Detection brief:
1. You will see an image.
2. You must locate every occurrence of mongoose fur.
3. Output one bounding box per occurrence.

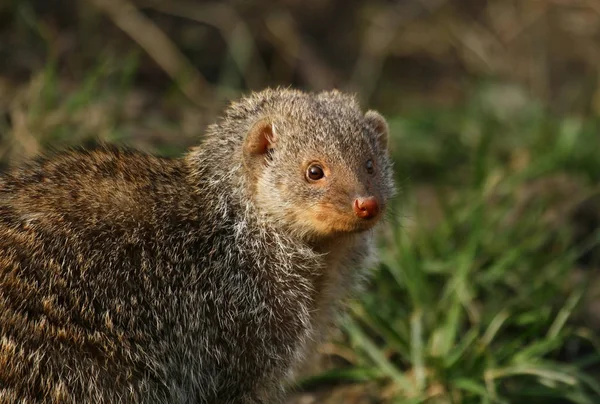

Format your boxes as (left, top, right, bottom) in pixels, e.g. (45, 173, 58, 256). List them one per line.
(0, 88, 395, 403)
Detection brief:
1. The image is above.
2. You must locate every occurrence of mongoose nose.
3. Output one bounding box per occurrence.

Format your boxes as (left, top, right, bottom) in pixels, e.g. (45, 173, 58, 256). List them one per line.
(353, 197, 380, 219)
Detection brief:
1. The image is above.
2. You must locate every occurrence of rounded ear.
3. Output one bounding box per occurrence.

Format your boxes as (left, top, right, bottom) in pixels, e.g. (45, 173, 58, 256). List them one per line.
(242, 118, 277, 174)
(364, 110, 389, 150)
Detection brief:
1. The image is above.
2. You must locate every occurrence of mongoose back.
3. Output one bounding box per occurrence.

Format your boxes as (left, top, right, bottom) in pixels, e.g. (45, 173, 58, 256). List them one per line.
(0, 89, 395, 403)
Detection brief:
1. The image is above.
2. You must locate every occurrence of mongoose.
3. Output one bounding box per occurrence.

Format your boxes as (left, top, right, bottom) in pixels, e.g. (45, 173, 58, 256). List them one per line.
(0, 88, 395, 403)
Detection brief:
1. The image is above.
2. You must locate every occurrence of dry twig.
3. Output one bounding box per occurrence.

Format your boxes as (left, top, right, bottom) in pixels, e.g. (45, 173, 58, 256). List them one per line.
(146, 1, 268, 91)
(88, 0, 212, 108)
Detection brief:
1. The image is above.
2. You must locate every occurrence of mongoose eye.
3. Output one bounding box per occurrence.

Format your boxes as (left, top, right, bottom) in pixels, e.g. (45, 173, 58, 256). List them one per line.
(366, 159, 374, 174)
(306, 165, 325, 181)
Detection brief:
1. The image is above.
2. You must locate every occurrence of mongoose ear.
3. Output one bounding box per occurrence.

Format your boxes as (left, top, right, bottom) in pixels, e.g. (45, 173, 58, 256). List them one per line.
(243, 118, 277, 172)
(364, 110, 389, 150)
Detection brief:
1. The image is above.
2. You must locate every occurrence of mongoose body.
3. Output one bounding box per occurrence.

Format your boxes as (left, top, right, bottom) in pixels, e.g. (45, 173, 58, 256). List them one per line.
(0, 89, 395, 403)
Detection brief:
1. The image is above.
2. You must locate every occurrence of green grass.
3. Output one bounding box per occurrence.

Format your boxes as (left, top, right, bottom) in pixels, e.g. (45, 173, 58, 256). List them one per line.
(297, 95, 600, 403)
(5, 2, 600, 403)
(4, 41, 600, 404)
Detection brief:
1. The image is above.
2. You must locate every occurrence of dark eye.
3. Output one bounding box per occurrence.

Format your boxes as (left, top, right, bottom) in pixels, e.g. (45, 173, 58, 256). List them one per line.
(366, 159, 374, 174)
(306, 165, 325, 181)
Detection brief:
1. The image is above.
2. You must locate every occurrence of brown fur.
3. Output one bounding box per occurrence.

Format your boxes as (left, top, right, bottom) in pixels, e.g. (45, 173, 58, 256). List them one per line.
(0, 89, 395, 403)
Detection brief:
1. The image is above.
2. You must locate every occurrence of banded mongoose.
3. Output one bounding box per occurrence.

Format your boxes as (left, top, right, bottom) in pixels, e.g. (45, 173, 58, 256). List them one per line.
(0, 88, 395, 403)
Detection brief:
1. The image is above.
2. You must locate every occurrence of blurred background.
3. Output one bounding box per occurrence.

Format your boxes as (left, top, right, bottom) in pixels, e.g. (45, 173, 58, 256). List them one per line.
(2, 0, 600, 402)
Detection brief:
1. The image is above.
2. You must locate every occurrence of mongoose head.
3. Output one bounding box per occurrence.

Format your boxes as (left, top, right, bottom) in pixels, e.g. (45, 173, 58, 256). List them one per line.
(238, 89, 395, 240)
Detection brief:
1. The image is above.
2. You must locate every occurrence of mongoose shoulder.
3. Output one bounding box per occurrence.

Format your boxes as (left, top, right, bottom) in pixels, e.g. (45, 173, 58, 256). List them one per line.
(0, 88, 395, 403)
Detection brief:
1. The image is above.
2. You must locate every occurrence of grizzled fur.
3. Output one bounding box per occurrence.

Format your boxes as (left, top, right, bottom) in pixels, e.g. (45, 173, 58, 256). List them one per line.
(0, 89, 395, 403)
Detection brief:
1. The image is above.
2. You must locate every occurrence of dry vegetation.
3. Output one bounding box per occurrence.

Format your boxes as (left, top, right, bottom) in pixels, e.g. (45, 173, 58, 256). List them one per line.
(2, 0, 600, 402)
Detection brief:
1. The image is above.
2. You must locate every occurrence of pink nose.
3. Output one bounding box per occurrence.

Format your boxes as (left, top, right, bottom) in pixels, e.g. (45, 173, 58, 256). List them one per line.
(353, 197, 380, 219)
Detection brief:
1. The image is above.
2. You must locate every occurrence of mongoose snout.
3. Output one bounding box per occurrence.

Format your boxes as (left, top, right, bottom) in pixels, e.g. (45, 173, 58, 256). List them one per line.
(353, 196, 380, 219)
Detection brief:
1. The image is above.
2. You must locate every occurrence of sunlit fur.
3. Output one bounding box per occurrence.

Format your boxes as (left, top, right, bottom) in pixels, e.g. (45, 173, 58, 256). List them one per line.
(246, 91, 395, 241)
(0, 88, 394, 403)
